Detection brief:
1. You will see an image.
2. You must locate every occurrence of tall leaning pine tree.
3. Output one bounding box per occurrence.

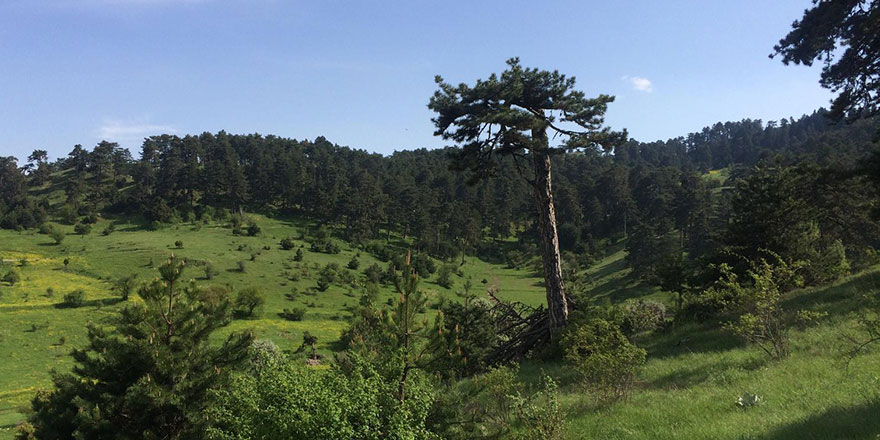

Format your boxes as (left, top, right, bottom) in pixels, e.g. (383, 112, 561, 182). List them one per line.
(429, 58, 626, 331)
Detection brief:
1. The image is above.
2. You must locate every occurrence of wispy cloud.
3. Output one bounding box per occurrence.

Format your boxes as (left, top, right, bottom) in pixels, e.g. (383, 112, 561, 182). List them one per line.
(623, 76, 653, 93)
(97, 118, 176, 146)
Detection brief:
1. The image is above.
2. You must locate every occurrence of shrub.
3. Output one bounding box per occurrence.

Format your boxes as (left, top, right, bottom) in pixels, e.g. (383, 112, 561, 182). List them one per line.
(246, 223, 261, 237)
(47, 227, 65, 245)
(563, 318, 646, 401)
(62, 289, 87, 308)
(204, 262, 216, 280)
(363, 263, 382, 284)
(347, 255, 360, 270)
(721, 257, 802, 360)
(236, 261, 247, 273)
(510, 376, 567, 440)
(280, 307, 306, 321)
(174, 240, 184, 249)
(294, 248, 304, 261)
(113, 274, 138, 301)
(3, 270, 21, 285)
(436, 264, 456, 289)
(622, 300, 667, 335)
(74, 223, 91, 235)
(235, 287, 266, 318)
(433, 300, 499, 377)
(38, 223, 53, 235)
(412, 253, 436, 277)
(316, 263, 338, 291)
(280, 237, 296, 250)
(102, 224, 116, 236)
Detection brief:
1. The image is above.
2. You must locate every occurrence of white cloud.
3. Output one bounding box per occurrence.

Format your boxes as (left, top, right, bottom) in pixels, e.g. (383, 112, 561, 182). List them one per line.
(623, 76, 653, 93)
(97, 118, 176, 146)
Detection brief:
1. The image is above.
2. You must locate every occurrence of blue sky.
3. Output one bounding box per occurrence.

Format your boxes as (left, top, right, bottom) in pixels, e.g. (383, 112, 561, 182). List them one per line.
(0, 0, 831, 160)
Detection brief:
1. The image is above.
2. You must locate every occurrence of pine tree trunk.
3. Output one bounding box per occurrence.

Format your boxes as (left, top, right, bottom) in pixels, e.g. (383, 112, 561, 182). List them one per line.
(531, 137, 569, 329)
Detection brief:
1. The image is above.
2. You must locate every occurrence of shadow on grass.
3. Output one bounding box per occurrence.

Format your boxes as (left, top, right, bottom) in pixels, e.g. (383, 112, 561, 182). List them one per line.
(639, 321, 742, 359)
(53, 297, 125, 309)
(782, 270, 880, 321)
(764, 399, 880, 440)
(644, 355, 767, 391)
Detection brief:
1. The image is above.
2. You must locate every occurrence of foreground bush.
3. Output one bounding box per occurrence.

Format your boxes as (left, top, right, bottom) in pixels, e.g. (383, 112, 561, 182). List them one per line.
(206, 353, 436, 440)
(25, 255, 252, 439)
(563, 318, 646, 401)
(61, 289, 86, 308)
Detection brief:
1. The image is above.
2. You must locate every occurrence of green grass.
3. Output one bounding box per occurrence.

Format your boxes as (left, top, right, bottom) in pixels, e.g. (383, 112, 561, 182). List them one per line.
(2, 217, 879, 438)
(520, 267, 880, 439)
(0, 215, 547, 436)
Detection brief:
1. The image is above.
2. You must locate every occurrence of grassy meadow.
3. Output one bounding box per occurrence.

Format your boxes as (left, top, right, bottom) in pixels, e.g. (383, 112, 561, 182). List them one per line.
(1, 215, 879, 439)
(0, 215, 548, 436)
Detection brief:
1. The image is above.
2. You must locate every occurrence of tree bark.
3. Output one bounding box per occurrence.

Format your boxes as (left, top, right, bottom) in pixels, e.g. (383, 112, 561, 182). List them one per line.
(531, 129, 569, 329)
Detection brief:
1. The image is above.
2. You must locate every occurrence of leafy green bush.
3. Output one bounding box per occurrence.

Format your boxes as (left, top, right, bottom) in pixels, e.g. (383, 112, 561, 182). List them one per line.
(234, 287, 265, 318)
(113, 274, 138, 301)
(3, 270, 21, 285)
(316, 263, 339, 291)
(510, 376, 567, 440)
(101, 224, 116, 236)
(347, 255, 360, 270)
(363, 263, 382, 284)
(721, 257, 802, 359)
(280, 237, 296, 250)
(280, 307, 306, 321)
(433, 300, 498, 377)
(436, 264, 456, 289)
(563, 318, 646, 401)
(246, 223, 261, 236)
(74, 222, 91, 235)
(622, 300, 667, 335)
(61, 289, 86, 308)
(174, 240, 183, 249)
(293, 248, 304, 261)
(205, 354, 436, 439)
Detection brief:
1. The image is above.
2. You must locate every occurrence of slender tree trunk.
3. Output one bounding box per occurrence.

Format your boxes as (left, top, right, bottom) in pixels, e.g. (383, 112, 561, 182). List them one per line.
(531, 128, 569, 329)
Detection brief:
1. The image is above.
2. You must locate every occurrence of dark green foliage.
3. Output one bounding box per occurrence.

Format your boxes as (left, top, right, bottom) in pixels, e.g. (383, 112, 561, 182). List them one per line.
(2, 269, 21, 285)
(293, 248, 304, 261)
(773, 0, 880, 126)
(101, 224, 115, 236)
(411, 253, 436, 278)
(347, 255, 360, 270)
(48, 227, 65, 245)
(363, 262, 382, 284)
(280, 307, 306, 321)
(621, 300, 667, 335)
(113, 274, 138, 301)
(73, 222, 91, 235)
(174, 240, 183, 248)
(625, 224, 677, 281)
(436, 263, 455, 289)
(61, 289, 86, 308)
(563, 318, 646, 401)
(234, 287, 265, 318)
(26, 255, 252, 439)
(316, 263, 339, 292)
(433, 300, 499, 377)
(716, 256, 804, 359)
(205, 352, 436, 440)
(280, 237, 296, 250)
(725, 163, 852, 286)
(246, 223, 260, 236)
